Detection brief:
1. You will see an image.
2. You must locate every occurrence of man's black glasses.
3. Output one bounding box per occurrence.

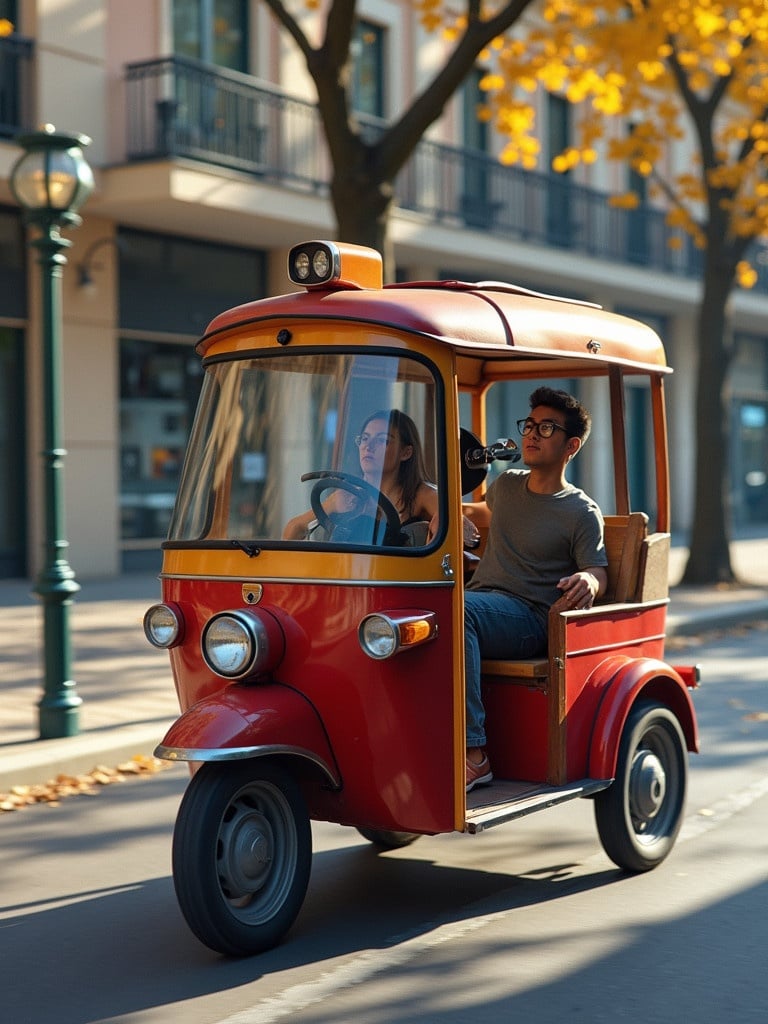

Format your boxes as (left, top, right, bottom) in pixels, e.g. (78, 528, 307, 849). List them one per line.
(517, 417, 569, 439)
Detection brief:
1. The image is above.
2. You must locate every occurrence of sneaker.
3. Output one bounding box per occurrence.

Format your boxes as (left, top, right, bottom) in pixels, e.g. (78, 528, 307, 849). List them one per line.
(466, 754, 493, 792)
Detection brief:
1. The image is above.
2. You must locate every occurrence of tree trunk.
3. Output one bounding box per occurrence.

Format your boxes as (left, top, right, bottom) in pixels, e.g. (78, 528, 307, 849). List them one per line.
(682, 250, 736, 584)
(330, 170, 394, 279)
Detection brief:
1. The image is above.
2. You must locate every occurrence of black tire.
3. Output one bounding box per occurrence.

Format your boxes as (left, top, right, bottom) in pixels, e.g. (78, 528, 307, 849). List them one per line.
(172, 760, 311, 956)
(594, 700, 687, 873)
(356, 827, 421, 850)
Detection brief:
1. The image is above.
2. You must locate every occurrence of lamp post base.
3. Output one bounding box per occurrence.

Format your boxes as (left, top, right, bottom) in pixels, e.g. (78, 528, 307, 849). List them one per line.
(38, 693, 83, 740)
(35, 567, 82, 739)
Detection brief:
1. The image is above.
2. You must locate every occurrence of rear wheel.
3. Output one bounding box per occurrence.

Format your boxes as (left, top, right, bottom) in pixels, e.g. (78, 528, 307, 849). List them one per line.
(594, 701, 687, 872)
(356, 827, 421, 850)
(172, 761, 311, 956)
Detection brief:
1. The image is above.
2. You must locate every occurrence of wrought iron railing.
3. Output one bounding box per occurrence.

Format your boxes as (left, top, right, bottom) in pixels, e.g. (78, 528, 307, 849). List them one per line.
(0, 34, 34, 138)
(126, 55, 330, 190)
(125, 56, 768, 290)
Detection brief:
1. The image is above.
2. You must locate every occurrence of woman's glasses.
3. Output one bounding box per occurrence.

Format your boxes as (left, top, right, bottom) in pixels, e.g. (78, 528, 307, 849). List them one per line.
(354, 432, 392, 450)
(517, 417, 569, 439)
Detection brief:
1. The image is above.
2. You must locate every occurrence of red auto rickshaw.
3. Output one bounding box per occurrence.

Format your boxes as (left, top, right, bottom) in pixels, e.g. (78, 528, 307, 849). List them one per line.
(144, 240, 699, 956)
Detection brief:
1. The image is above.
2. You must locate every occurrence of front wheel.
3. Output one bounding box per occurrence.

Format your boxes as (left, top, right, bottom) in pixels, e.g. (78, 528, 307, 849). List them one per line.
(594, 701, 687, 873)
(172, 761, 311, 956)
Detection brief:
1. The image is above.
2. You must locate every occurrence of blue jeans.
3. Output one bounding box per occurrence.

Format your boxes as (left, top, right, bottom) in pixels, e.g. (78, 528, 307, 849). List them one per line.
(464, 589, 547, 748)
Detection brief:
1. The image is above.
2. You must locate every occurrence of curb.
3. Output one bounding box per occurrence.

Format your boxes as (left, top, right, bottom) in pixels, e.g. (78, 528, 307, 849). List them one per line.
(0, 722, 172, 793)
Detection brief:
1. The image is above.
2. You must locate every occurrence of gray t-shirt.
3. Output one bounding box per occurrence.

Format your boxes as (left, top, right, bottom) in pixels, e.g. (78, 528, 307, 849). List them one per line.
(467, 469, 607, 625)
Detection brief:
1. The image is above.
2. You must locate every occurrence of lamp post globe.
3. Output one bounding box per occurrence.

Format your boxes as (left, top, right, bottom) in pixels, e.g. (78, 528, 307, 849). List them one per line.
(11, 125, 94, 739)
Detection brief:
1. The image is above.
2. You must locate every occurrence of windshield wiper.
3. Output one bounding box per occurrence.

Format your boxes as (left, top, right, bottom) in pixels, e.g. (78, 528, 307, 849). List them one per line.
(231, 540, 261, 557)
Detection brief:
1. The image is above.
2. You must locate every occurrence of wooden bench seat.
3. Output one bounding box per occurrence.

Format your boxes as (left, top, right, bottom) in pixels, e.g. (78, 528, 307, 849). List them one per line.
(480, 658, 548, 678)
(479, 512, 667, 682)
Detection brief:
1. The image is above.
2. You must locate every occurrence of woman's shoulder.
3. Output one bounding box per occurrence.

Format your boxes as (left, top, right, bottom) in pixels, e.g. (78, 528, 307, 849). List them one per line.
(415, 480, 439, 514)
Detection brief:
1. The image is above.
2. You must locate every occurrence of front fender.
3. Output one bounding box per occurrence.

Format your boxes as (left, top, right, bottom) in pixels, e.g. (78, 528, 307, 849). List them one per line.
(588, 657, 699, 780)
(155, 682, 340, 788)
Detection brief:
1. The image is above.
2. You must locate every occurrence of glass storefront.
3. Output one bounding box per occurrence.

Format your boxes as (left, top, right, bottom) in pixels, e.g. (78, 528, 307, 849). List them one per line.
(118, 229, 266, 570)
(119, 338, 202, 561)
(731, 332, 768, 526)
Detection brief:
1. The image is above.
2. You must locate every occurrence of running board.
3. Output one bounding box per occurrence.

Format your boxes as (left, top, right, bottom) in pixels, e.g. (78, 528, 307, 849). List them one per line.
(465, 778, 612, 834)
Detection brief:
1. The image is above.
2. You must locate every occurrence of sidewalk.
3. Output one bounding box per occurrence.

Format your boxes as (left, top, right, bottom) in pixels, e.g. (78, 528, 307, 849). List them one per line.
(2, 535, 767, 791)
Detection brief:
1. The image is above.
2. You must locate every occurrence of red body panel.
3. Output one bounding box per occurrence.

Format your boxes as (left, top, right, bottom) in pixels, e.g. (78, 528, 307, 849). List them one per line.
(562, 604, 669, 779)
(162, 576, 458, 835)
(481, 682, 548, 782)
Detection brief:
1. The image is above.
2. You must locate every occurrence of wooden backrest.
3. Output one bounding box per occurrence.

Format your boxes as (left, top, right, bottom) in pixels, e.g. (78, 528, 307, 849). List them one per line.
(601, 512, 649, 604)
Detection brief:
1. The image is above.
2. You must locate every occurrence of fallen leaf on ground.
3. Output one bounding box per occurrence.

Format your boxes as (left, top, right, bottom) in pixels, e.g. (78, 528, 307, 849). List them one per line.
(0, 755, 170, 814)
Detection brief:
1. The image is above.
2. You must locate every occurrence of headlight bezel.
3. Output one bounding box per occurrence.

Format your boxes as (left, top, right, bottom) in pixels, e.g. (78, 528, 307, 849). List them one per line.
(201, 608, 284, 680)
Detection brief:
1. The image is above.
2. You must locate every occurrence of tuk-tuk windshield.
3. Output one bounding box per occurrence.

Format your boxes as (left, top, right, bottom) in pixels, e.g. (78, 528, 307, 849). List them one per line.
(167, 350, 442, 548)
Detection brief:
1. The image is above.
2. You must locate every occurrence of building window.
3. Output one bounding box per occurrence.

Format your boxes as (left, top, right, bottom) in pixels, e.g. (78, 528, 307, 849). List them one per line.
(0, 207, 26, 316)
(547, 94, 572, 247)
(173, 0, 248, 72)
(0, 327, 25, 577)
(461, 68, 498, 228)
(350, 20, 385, 118)
(119, 229, 266, 337)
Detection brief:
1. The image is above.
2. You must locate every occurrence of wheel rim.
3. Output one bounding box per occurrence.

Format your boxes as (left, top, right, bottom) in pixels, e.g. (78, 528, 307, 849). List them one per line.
(627, 727, 679, 844)
(216, 780, 298, 924)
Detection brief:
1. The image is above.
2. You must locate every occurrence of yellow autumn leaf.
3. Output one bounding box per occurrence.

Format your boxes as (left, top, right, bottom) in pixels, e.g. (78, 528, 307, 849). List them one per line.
(736, 261, 758, 288)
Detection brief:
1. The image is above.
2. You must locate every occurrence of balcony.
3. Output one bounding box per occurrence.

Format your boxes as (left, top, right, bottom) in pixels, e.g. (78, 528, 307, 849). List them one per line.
(0, 33, 34, 138)
(124, 56, 765, 290)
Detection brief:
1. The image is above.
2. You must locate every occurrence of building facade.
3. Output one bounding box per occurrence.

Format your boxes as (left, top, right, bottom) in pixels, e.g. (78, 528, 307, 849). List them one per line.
(1, 0, 767, 580)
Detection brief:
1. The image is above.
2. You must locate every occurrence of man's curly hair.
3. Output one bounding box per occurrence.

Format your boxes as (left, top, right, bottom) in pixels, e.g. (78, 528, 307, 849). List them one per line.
(529, 386, 591, 442)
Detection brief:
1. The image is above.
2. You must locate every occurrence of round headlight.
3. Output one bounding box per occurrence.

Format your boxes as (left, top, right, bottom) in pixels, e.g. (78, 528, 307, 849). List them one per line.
(202, 613, 254, 677)
(359, 615, 398, 660)
(201, 609, 285, 680)
(144, 603, 182, 649)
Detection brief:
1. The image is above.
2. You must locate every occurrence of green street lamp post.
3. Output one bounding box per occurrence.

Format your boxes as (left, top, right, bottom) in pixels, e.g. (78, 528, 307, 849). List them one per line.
(10, 125, 94, 739)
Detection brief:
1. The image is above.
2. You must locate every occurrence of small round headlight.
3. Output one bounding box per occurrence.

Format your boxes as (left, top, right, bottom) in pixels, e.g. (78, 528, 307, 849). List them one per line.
(359, 610, 437, 660)
(144, 603, 182, 649)
(359, 615, 398, 660)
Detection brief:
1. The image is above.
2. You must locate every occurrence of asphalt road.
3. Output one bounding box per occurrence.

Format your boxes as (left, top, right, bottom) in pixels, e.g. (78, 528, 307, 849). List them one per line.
(1, 623, 766, 1024)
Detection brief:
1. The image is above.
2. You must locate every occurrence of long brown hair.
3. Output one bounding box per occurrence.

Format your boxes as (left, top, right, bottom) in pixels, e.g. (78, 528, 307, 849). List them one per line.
(360, 409, 431, 518)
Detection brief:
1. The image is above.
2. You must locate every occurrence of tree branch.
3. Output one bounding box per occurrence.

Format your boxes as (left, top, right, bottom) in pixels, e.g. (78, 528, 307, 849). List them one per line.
(377, 0, 538, 179)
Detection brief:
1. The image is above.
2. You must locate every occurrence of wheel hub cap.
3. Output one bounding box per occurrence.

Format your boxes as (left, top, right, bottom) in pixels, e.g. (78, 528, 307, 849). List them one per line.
(629, 749, 666, 820)
(239, 823, 272, 878)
